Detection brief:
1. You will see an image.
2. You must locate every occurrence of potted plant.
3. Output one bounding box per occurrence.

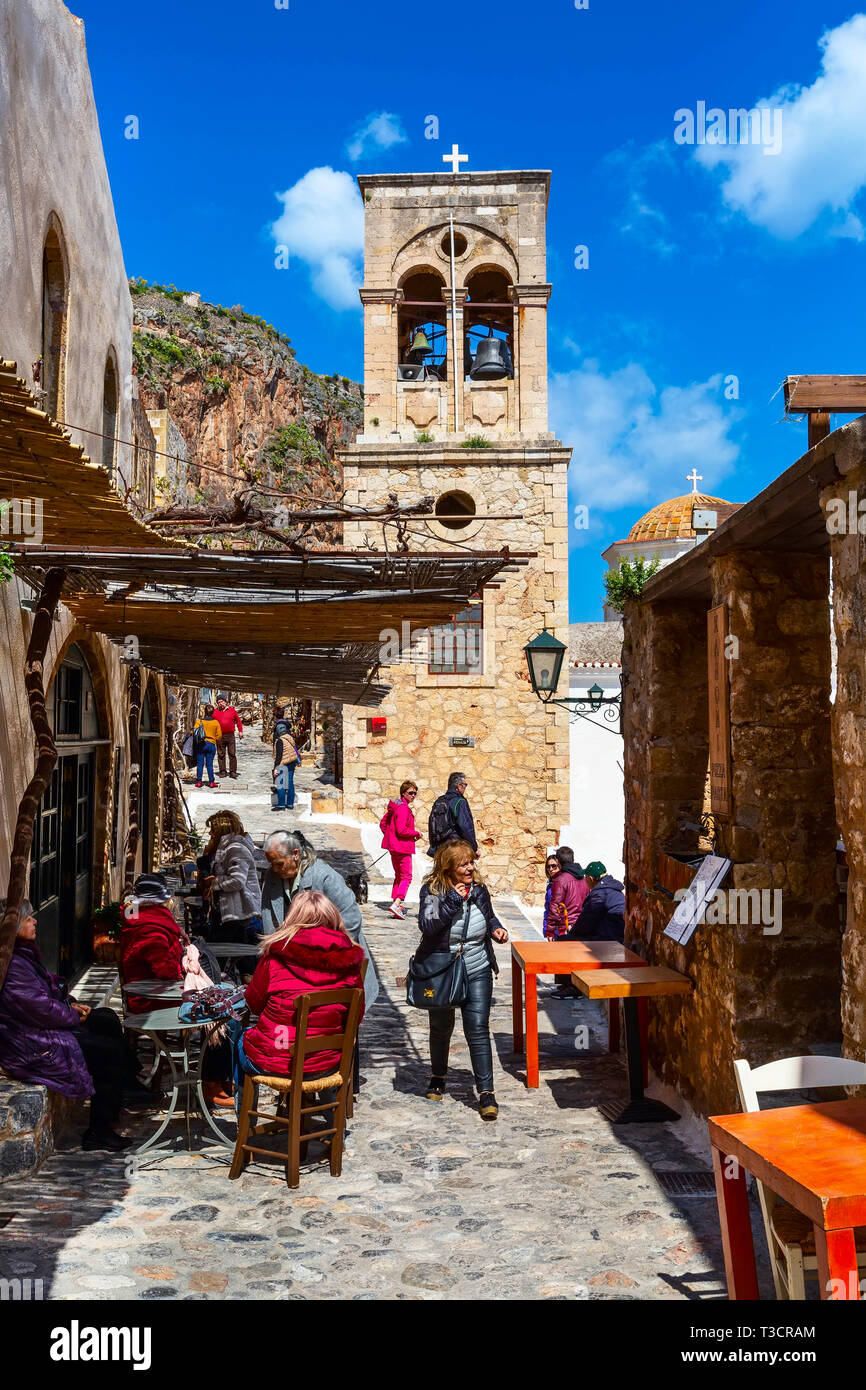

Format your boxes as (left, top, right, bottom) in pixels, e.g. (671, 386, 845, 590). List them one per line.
(91, 901, 124, 964)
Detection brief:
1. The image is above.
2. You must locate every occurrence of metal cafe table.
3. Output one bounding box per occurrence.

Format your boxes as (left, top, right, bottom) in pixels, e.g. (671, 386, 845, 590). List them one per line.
(122, 1001, 239, 1161)
(511, 939, 650, 1089)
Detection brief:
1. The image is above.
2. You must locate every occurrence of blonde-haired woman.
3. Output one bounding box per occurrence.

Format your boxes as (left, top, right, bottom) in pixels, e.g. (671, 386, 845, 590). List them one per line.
(235, 890, 365, 1089)
(417, 839, 508, 1120)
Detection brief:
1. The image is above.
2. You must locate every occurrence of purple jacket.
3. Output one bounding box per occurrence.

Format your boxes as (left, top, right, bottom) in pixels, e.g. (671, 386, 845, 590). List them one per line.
(0, 939, 93, 1098)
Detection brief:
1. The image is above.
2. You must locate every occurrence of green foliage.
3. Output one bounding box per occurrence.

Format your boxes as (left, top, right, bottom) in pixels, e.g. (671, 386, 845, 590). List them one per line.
(0, 545, 13, 584)
(132, 330, 196, 372)
(415, 431, 434, 443)
(203, 373, 230, 396)
(92, 901, 123, 938)
(461, 434, 493, 450)
(129, 276, 148, 296)
(371, 417, 380, 427)
(263, 421, 327, 477)
(602, 554, 661, 612)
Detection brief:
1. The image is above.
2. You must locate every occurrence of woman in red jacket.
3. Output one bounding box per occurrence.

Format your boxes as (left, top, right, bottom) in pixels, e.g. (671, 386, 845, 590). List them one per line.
(380, 780, 421, 921)
(237, 890, 364, 1087)
(118, 873, 185, 1014)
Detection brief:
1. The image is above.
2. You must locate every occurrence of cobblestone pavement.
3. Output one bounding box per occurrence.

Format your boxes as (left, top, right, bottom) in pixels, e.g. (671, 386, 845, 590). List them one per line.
(0, 732, 772, 1300)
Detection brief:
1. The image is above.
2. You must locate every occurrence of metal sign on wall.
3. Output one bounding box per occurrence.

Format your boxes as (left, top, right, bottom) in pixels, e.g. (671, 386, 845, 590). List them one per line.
(708, 603, 732, 818)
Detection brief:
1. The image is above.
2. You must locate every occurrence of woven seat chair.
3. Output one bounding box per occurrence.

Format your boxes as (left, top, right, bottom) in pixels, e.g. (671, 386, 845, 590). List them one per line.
(229, 987, 363, 1189)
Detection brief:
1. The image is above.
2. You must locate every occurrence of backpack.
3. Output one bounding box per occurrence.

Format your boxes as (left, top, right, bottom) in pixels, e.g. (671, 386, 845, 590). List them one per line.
(428, 794, 460, 850)
(192, 722, 207, 752)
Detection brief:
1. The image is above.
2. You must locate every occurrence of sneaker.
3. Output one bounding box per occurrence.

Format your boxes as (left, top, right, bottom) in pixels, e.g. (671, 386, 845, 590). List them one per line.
(551, 987, 580, 1000)
(208, 782, 219, 789)
(478, 1092, 499, 1121)
(425, 1076, 446, 1100)
(195, 781, 203, 788)
(82, 1128, 132, 1152)
(388, 904, 405, 919)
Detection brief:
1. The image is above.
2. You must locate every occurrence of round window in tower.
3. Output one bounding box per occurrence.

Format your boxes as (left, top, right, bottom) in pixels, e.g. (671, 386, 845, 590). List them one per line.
(435, 490, 476, 530)
(441, 230, 468, 258)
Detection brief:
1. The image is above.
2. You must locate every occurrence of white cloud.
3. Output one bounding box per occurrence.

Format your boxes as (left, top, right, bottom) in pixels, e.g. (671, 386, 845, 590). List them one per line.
(550, 362, 740, 513)
(347, 111, 408, 163)
(694, 14, 866, 238)
(271, 167, 364, 311)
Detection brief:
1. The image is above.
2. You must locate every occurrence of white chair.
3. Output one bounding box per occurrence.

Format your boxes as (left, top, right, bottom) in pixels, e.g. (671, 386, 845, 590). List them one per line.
(734, 1055, 866, 1300)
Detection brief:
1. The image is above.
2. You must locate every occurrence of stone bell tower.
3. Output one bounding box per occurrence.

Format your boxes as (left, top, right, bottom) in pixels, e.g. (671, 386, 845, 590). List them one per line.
(339, 165, 572, 902)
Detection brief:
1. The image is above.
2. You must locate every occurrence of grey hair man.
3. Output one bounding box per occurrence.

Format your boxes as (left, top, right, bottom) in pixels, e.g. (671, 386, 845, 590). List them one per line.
(261, 831, 379, 1009)
(427, 771, 477, 857)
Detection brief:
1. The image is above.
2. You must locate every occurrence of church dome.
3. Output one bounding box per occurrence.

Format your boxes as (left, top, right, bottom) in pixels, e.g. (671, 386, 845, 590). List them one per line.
(627, 492, 731, 544)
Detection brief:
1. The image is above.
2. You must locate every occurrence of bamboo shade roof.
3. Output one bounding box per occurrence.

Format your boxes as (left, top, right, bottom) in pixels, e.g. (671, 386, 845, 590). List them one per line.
(0, 362, 527, 705)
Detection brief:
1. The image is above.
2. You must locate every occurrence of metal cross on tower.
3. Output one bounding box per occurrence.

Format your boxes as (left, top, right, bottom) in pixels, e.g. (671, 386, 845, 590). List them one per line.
(687, 468, 703, 493)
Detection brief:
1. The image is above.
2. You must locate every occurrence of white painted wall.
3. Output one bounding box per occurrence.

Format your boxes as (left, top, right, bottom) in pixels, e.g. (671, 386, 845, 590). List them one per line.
(563, 668, 625, 879)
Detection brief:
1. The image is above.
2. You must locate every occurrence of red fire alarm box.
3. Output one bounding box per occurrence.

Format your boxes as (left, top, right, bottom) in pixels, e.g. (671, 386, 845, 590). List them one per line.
(370, 716, 387, 736)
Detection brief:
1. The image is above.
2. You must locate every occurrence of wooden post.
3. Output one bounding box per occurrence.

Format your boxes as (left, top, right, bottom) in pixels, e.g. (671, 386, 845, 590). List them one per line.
(123, 663, 142, 890)
(0, 568, 66, 989)
(808, 412, 832, 450)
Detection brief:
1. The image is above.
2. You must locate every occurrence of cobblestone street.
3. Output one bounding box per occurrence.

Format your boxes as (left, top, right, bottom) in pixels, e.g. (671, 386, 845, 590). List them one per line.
(0, 734, 770, 1301)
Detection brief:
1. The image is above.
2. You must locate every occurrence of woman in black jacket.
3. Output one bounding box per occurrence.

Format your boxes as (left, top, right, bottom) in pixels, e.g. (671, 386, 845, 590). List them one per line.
(417, 839, 508, 1120)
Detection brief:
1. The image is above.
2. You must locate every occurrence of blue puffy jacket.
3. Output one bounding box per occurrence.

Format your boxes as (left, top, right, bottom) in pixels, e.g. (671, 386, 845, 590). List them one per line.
(567, 875, 626, 943)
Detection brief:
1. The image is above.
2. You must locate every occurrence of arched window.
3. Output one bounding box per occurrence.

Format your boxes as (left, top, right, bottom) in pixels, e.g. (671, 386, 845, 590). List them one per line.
(102, 351, 118, 473)
(397, 270, 448, 382)
(464, 267, 514, 381)
(41, 219, 68, 418)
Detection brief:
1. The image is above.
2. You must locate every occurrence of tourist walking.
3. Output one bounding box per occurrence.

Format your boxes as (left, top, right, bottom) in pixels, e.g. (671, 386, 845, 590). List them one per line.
(542, 853, 561, 937)
(232, 890, 365, 1098)
(567, 861, 626, 943)
(417, 839, 508, 1120)
(193, 704, 222, 788)
(0, 897, 140, 1151)
(202, 811, 263, 944)
(214, 695, 243, 779)
(380, 780, 421, 919)
(261, 831, 379, 1010)
(427, 770, 477, 857)
(272, 725, 300, 810)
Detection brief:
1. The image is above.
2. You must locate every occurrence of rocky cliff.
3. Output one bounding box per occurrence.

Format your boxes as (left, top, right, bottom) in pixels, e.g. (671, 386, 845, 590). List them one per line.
(130, 280, 362, 507)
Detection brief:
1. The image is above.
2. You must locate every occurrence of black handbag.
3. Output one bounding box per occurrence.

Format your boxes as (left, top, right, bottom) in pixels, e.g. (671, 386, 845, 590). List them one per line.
(406, 899, 470, 1009)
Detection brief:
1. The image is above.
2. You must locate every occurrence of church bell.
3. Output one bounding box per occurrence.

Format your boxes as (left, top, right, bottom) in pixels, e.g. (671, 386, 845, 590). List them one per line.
(470, 333, 513, 380)
(409, 328, 433, 357)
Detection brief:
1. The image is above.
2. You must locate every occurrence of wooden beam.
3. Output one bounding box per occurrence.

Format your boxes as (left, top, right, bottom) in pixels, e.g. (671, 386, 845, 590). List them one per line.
(124, 665, 142, 891)
(784, 375, 866, 413)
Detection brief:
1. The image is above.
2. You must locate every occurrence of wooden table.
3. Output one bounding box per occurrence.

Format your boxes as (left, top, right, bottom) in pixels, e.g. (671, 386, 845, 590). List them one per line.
(709, 1099, 866, 1300)
(571, 965, 691, 1124)
(511, 940, 648, 1089)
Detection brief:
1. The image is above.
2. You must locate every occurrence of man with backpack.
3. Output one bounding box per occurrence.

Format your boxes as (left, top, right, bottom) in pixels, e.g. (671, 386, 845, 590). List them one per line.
(427, 771, 477, 857)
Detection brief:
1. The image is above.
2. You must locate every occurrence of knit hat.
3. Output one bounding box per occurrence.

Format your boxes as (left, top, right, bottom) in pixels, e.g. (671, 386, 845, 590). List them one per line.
(584, 861, 607, 880)
(131, 872, 171, 903)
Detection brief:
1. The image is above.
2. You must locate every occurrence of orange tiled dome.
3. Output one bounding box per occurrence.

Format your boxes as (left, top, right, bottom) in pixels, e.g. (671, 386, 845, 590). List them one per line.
(627, 493, 731, 543)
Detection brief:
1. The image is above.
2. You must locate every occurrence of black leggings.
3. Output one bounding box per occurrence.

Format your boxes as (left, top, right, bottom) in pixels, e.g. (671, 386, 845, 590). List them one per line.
(429, 969, 494, 1093)
(75, 1007, 137, 1131)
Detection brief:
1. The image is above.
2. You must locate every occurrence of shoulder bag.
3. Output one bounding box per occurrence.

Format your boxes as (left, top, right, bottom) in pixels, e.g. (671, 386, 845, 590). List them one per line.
(406, 895, 470, 1009)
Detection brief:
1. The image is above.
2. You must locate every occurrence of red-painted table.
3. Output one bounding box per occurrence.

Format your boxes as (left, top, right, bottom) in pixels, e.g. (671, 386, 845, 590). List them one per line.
(709, 1099, 866, 1300)
(510, 939, 648, 1089)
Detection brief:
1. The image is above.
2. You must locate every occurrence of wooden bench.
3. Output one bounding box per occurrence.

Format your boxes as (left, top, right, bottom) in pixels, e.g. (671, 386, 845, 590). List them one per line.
(571, 964, 692, 1123)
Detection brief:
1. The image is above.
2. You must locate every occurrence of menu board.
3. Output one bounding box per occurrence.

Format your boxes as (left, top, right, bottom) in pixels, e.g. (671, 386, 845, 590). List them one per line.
(664, 854, 732, 946)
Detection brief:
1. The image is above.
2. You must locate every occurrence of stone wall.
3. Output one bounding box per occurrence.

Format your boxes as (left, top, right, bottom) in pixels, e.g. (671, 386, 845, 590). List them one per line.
(0, 1077, 75, 1183)
(340, 443, 570, 902)
(824, 445, 866, 1063)
(623, 548, 841, 1118)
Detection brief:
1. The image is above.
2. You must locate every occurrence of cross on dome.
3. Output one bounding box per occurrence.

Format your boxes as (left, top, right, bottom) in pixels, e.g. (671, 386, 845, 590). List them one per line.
(443, 144, 468, 175)
(687, 468, 703, 494)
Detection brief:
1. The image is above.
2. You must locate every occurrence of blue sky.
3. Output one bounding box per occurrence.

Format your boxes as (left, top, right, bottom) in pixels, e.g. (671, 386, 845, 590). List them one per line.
(76, 0, 866, 619)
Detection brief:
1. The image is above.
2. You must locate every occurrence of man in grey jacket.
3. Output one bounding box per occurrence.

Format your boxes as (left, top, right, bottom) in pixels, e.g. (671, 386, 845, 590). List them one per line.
(261, 831, 379, 1009)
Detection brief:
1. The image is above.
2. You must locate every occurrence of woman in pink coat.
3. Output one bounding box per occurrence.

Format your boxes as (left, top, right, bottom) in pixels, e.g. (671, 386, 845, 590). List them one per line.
(380, 780, 421, 920)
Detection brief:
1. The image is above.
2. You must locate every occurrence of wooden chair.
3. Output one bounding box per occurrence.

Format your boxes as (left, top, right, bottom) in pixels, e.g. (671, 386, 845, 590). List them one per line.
(229, 987, 363, 1189)
(346, 957, 369, 1121)
(734, 1054, 866, 1299)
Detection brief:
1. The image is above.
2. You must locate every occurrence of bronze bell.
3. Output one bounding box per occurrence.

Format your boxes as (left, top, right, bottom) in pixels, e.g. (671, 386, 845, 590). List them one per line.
(409, 328, 433, 357)
(470, 334, 513, 380)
